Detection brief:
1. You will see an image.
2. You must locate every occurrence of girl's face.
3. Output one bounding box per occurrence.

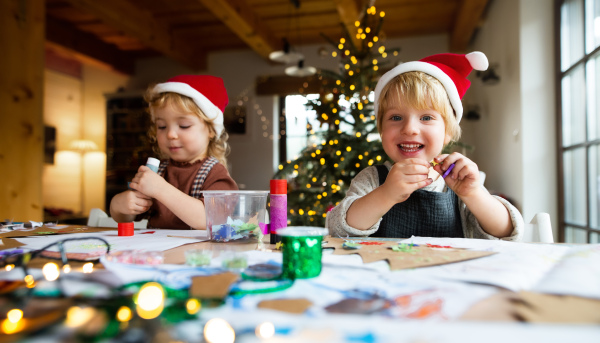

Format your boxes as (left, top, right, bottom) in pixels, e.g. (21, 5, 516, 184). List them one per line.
(380, 97, 451, 164)
(154, 103, 212, 163)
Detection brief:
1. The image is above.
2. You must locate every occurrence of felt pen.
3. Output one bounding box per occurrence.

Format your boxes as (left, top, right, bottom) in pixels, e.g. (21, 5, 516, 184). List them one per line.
(442, 163, 455, 179)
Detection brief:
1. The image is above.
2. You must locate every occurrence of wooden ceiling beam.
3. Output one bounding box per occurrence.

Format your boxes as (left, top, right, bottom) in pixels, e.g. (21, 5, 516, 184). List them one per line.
(64, 0, 204, 69)
(196, 0, 279, 60)
(333, 0, 361, 47)
(45, 16, 135, 75)
(450, 0, 489, 52)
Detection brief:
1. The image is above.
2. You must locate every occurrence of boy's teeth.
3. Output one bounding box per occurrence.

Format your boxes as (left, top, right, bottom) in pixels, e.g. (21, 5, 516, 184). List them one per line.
(399, 144, 422, 152)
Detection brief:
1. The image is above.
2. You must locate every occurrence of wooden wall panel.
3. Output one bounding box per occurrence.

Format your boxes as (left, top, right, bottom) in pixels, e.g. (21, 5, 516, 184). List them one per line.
(0, 0, 45, 221)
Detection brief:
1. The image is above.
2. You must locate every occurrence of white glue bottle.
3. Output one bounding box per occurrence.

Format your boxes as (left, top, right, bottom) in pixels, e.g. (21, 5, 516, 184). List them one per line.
(146, 157, 160, 173)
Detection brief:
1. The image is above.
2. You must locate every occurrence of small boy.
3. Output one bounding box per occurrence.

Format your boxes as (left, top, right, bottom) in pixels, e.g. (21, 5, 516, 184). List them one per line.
(326, 52, 523, 240)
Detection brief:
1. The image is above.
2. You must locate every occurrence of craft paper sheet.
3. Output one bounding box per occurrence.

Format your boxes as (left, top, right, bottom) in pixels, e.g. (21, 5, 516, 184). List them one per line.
(396, 237, 579, 292)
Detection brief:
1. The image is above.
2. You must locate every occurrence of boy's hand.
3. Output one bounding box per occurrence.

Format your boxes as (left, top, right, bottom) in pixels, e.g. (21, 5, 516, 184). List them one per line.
(432, 153, 482, 198)
(111, 190, 153, 216)
(129, 165, 168, 198)
(381, 158, 432, 204)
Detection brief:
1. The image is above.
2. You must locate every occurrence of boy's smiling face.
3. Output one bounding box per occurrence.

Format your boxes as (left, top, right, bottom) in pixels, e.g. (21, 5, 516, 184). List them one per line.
(380, 95, 452, 164)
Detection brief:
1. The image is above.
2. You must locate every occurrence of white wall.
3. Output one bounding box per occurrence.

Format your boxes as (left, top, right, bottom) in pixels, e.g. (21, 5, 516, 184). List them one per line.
(43, 65, 128, 215)
(519, 0, 557, 231)
(81, 65, 129, 213)
(468, 0, 523, 208)
(469, 0, 557, 233)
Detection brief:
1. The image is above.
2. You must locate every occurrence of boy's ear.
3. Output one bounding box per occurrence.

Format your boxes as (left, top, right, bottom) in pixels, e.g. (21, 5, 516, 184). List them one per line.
(443, 132, 452, 145)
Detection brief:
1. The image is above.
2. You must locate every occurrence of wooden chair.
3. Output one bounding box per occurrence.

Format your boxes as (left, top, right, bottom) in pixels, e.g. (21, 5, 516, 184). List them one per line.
(87, 208, 148, 229)
(522, 212, 554, 243)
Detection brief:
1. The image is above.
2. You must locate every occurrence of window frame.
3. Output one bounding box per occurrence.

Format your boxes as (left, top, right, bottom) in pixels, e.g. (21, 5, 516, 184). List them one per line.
(556, 0, 600, 243)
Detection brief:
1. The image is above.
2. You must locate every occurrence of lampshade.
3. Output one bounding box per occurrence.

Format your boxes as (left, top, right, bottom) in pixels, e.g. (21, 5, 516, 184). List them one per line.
(285, 60, 316, 77)
(69, 139, 98, 153)
(269, 39, 304, 64)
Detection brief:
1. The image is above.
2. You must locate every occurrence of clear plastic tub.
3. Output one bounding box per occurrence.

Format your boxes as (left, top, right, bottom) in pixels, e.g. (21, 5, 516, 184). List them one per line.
(202, 190, 269, 242)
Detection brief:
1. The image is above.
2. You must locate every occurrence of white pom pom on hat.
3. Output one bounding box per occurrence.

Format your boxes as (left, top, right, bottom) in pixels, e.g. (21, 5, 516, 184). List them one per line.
(373, 51, 489, 123)
(151, 75, 229, 136)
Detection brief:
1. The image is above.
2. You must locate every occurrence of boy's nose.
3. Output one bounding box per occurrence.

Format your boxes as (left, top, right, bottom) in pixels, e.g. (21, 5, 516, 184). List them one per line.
(402, 118, 419, 135)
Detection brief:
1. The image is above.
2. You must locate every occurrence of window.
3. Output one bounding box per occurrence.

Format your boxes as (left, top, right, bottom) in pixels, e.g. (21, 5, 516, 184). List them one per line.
(282, 94, 322, 162)
(558, 0, 600, 243)
(279, 94, 354, 163)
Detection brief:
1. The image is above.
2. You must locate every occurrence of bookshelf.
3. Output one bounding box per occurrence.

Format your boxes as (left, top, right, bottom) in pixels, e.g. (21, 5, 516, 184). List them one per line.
(105, 92, 153, 211)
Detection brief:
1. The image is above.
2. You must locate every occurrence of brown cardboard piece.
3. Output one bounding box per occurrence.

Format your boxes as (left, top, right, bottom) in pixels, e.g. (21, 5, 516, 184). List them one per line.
(0, 237, 25, 250)
(323, 237, 495, 270)
(514, 291, 600, 323)
(189, 272, 240, 299)
(258, 298, 313, 314)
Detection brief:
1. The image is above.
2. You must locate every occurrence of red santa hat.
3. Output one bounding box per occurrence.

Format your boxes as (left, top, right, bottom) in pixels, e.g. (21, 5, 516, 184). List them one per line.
(152, 75, 229, 136)
(373, 51, 488, 123)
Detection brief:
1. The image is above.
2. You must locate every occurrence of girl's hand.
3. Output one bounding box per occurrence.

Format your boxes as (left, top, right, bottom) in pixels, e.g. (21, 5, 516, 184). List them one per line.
(129, 165, 168, 199)
(381, 158, 432, 204)
(111, 189, 153, 216)
(432, 153, 481, 198)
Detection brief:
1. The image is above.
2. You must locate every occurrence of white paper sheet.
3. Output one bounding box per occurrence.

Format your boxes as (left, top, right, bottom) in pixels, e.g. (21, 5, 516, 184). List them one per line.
(395, 237, 570, 291)
(196, 307, 600, 343)
(531, 244, 600, 299)
(12, 230, 206, 255)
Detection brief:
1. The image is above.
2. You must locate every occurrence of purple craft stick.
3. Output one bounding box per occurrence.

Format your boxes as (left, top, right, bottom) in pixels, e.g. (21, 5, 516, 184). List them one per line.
(442, 163, 455, 179)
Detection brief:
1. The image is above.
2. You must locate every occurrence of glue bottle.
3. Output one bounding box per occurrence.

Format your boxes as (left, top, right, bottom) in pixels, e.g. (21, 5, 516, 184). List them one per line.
(269, 179, 287, 244)
(129, 157, 160, 190)
(146, 157, 160, 173)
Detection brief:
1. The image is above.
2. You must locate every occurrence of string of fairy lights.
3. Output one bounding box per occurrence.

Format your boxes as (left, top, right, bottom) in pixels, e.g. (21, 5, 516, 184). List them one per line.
(1, 244, 276, 342)
(232, 85, 272, 140)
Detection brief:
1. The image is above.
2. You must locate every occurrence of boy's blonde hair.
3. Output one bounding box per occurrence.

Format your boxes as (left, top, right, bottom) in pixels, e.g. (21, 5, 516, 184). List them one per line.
(376, 71, 461, 143)
(144, 90, 230, 169)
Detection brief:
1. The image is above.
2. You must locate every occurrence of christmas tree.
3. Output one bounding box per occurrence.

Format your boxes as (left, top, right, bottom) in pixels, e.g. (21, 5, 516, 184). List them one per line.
(275, 5, 400, 226)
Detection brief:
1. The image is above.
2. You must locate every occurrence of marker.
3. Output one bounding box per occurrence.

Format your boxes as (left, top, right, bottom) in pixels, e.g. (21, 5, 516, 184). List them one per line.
(442, 163, 455, 178)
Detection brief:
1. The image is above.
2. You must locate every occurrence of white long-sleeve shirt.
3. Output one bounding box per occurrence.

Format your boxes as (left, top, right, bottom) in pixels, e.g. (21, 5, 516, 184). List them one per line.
(326, 161, 524, 241)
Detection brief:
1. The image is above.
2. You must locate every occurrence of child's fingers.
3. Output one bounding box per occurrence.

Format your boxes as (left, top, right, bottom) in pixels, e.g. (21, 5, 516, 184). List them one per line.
(454, 162, 478, 181)
(432, 154, 449, 165)
(395, 160, 430, 175)
(404, 174, 431, 184)
(416, 178, 433, 189)
(404, 158, 432, 168)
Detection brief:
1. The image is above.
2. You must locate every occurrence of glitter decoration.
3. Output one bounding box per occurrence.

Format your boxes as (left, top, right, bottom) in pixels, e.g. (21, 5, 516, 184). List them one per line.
(185, 249, 212, 267)
(221, 252, 248, 271)
(278, 227, 328, 279)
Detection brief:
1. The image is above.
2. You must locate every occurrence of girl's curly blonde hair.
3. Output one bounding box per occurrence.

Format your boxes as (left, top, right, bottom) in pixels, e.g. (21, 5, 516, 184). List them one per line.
(376, 71, 461, 143)
(144, 89, 230, 169)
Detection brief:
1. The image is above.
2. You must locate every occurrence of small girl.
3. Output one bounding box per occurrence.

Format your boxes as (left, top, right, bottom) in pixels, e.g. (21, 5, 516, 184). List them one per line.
(110, 75, 238, 230)
(326, 52, 523, 240)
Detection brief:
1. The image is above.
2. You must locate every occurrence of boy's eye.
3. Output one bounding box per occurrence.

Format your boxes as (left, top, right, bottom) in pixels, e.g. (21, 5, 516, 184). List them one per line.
(421, 115, 432, 121)
(390, 115, 401, 121)
(180, 125, 191, 129)
(157, 126, 166, 130)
